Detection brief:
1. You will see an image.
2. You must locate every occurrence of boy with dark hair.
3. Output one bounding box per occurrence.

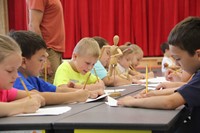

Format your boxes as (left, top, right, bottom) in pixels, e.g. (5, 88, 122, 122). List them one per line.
(118, 16, 200, 132)
(160, 42, 177, 74)
(9, 30, 102, 105)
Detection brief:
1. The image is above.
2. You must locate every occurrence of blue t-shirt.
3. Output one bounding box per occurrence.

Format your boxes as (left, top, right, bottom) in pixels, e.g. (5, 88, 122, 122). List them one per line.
(14, 72, 56, 92)
(177, 70, 200, 132)
(91, 60, 107, 80)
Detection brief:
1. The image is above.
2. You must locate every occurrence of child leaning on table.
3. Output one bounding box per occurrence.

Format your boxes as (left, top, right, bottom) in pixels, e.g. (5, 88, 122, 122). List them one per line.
(118, 16, 200, 133)
(127, 43, 154, 80)
(0, 34, 45, 117)
(91, 36, 132, 86)
(10, 30, 101, 105)
(54, 37, 105, 91)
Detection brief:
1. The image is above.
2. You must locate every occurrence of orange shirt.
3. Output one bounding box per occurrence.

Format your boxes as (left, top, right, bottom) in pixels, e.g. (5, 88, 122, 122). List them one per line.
(27, 0, 65, 52)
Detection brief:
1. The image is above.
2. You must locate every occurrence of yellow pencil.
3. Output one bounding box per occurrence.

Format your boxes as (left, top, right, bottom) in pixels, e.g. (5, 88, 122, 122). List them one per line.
(93, 68, 99, 82)
(44, 61, 47, 82)
(129, 65, 135, 71)
(83, 73, 91, 90)
(19, 77, 31, 99)
(145, 65, 148, 94)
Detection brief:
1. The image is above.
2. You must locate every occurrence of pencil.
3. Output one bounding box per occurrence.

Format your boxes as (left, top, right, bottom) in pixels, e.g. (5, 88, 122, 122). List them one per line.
(93, 68, 99, 82)
(19, 77, 31, 99)
(145, 65, 148, 94)
(129, 65, 135, 71)
(44, 61, 47, 82)
(83, 73, 91, 90)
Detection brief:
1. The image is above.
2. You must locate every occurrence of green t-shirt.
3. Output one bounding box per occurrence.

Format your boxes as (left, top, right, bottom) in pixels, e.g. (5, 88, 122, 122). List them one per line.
(54, 61, 97, 86)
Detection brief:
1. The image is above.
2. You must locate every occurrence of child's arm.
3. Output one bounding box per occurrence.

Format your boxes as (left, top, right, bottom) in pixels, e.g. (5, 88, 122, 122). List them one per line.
(56, 84, 78, 92)
(36, 90, 90, 105)
(0, 94, 43, 117)
(118, 92, 185, 109)
(155, 82, 186, 90)
(134, 88, 178, 98)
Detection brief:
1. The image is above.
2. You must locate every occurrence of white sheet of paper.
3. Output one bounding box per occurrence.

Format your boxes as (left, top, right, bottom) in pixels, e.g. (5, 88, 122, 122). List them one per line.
(86, 93, 108, 102)
(105, 96, 118, 107)
(15, 106, 71, 116)
(140, 77, 167, 84)
(104, 89, 125, 95)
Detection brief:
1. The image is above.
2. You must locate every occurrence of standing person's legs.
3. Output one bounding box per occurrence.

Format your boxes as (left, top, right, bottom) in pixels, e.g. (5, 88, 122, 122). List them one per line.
(42, 48, 62, 84)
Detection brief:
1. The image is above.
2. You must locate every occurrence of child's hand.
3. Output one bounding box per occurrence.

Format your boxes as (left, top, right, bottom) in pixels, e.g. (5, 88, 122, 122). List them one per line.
(117, 96, 135, 106)
(75, 89, 90, 102)
(133, 89, 155, 98)
(132, 79, 142, 84)
(133, 74, 145, 80)
(67, 81, 75, 88)
(156, 82, 175, 90)
(89, 89, 105, 99)
(165, 69, 182, 82)
(156, 82, 167, 90)
(22, 94, 45, 113)
(156, 82, 185, 90)
(148, 71, 154, 78)
(30, 94, 46, 106)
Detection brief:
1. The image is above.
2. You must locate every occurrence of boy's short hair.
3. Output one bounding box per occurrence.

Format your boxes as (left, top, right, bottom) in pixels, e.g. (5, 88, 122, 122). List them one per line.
(168, 16, 200, 56)
(93, 36, 109, 49)
(160, 42, 169, 54)
(0, 35, 21, 63)
(73, 37, 100, 58)
(9, 30, 47, 59)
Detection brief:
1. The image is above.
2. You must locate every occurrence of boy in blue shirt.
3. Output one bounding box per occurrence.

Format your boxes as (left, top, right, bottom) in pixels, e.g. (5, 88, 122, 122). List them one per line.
(9, 30, 103, 105)
(118, 16, 200, 132)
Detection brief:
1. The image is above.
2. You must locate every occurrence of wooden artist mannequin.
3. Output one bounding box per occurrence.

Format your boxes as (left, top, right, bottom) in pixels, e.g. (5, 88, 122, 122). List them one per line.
(108, 35, 123, 97)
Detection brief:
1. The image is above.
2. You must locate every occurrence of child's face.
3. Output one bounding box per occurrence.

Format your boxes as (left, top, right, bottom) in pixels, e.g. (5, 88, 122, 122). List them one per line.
(73, 54, 98, 75)
(23, 49, 46, 77)
(131, 53, 143, 67)
(118, 53, 133, 69)
(0, 53, 22, 89)
(170, 45, 200, 74)
(100, 47, 110, 67)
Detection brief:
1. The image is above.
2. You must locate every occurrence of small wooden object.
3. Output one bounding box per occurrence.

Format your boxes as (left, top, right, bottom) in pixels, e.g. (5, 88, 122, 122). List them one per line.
(109, 35, 122, 97)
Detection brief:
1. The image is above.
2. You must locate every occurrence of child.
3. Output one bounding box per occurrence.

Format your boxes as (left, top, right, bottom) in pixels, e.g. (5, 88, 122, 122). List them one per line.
(160, 42, 178, 74)
(9, 30, 101, 105)
(116, 45, 134, 79)
(118, 16, 200, 132)
(54, 37, 105, 91)
(127, 43, 154, 79)
(0, 34, 45, 117)
(92, 36, 132, 86)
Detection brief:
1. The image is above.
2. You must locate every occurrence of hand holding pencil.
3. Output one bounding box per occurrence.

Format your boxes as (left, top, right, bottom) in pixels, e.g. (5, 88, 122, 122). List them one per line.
(22, 94, 45, 113)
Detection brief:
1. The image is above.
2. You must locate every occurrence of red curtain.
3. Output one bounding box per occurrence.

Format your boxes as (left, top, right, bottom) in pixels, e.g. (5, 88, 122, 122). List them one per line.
(8, 0, 200, 58)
